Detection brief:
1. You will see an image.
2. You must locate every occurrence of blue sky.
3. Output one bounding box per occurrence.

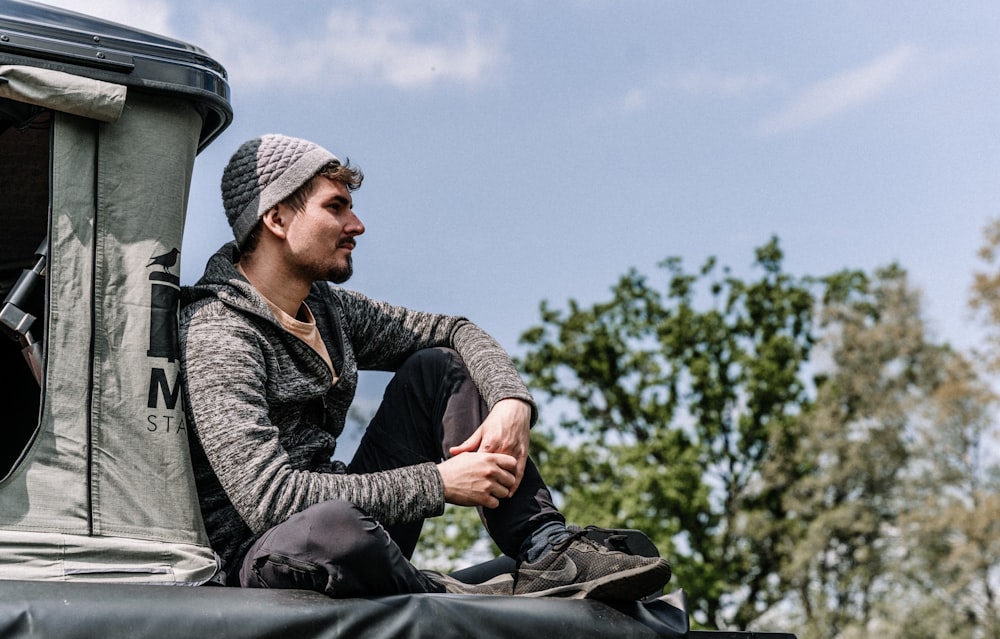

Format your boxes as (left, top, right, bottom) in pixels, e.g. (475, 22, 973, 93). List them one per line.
(47, 1, 1000, 412)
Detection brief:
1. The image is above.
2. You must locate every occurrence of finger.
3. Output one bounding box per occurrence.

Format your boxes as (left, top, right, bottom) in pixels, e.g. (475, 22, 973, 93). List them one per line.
(478, 428, 504, 454)
(476, 428, 496, 452)
(490, 482, 511, 499)
(490, 453, 518, 473)
(493, 467, 516, 489)
(448, 429, 483, 456)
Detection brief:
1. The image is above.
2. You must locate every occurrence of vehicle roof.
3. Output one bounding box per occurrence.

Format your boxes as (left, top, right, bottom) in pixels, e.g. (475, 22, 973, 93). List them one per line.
(0, 0, 232, 150)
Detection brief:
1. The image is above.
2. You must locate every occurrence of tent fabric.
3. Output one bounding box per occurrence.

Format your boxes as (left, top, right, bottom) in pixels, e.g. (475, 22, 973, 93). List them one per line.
(0, 89, 219, 584)
(0, 64, 126, 122)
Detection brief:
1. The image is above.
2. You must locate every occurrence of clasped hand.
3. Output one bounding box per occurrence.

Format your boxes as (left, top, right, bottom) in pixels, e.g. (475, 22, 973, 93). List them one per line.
(437, 398, 532, 509)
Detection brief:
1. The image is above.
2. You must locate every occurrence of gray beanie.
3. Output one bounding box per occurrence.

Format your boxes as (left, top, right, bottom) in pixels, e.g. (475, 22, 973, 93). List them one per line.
(221, 134, 340, 245)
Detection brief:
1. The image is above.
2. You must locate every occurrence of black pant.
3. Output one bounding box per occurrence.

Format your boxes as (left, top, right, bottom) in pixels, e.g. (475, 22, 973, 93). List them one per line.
(234, 347, 563, 597)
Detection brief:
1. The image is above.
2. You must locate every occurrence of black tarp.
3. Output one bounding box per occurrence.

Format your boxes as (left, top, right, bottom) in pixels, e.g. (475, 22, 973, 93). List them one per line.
(0, 580, 693, 639)
(0, 580, 799, 639)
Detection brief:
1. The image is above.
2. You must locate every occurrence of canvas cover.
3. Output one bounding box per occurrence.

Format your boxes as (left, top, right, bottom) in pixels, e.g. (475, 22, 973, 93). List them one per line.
(0, 69, 219, 584)
(0, 64, 125, 122)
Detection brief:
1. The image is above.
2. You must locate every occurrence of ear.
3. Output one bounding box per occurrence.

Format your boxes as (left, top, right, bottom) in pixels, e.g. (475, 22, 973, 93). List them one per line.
(260, 205, 289, 239)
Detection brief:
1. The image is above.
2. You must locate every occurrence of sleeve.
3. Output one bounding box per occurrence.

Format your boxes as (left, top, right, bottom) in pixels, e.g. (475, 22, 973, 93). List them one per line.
(451, 322, 538, 426)
(181, 304, 446, 535)
(336, 288, 537, 424)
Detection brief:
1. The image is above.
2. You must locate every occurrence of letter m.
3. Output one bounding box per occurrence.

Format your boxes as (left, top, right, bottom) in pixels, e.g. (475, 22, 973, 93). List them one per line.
(148, 368, 181, 410)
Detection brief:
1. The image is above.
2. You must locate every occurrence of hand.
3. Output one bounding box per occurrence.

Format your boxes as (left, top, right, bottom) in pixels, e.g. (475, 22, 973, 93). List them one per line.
(437, 452, 517, 509)
(448, 398, 532, 496)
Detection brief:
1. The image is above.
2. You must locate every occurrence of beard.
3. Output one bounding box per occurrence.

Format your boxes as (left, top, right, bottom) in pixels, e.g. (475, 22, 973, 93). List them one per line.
(327, 254, 353, 284)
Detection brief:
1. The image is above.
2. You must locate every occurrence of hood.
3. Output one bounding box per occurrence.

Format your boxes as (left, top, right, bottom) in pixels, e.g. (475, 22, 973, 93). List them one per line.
(182, 242, 274, 322)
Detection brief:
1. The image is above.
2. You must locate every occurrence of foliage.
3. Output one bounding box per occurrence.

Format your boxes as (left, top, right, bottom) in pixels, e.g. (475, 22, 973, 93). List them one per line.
(777, 265, 958, 637)
(890, 352, 1000, 639)
(971, 218, 1000, 371)
(513, 236, 1000, 635)
(413, 504, 498, 573)
(516, 237, 830, 627)
(413, 227, 1000, 637)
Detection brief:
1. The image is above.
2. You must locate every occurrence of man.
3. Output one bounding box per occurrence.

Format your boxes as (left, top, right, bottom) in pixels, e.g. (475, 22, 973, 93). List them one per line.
(180, 134, 671, 599)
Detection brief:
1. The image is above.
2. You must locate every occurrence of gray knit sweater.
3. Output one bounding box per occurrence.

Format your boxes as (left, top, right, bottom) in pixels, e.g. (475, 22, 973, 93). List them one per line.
(179, 242, 536, 576)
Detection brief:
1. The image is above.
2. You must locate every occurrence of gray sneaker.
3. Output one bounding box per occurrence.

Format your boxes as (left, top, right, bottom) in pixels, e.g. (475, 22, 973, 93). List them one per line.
(513, 529, 671, 600)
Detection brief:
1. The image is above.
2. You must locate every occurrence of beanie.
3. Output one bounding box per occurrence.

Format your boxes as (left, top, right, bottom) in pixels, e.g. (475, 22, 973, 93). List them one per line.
(221, 134, 340, 245)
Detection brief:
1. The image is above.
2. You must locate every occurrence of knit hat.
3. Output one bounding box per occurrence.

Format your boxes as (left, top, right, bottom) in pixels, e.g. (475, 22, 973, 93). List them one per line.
(221, 134, 340, 245)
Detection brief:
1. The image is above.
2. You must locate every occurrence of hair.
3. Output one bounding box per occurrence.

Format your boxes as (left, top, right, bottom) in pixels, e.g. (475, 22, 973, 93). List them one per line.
(239, 159, 364, 254)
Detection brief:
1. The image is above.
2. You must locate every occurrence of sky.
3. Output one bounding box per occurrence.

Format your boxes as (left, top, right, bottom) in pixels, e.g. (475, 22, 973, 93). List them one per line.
(39, 0, 1000, 415)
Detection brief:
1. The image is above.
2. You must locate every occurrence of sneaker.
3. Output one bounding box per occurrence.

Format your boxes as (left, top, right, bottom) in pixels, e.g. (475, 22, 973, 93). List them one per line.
(423, 570, 514, 596)
(513, 528, 671, 600)
(568, 524, 661, 558)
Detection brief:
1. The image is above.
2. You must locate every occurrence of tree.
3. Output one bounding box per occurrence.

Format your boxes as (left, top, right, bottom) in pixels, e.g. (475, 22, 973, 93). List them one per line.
(775, 265, 952, 638)
(412, 504, 497, 573)
(412, 229, 999, 638)
(884, 218, 1000, 638)
(888, 351, 1000, 639)
(971, 218, 1000, 372)
(516, 238, 826, 628)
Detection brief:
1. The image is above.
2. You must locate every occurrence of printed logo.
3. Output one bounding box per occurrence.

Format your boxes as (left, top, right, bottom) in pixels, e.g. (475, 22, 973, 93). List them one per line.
(519, 554, 578, 584)
(146, 248, 181, 362)
(144, 247, 185, 434)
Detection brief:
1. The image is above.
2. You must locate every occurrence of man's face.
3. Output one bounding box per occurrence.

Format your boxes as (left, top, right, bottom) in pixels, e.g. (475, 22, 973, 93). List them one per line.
(281, 177, 364, 284)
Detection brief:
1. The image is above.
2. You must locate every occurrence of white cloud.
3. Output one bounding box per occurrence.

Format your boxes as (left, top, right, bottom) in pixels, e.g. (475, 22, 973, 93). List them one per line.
(37, 0, 174, 38)
(192, 7, 504, 92)
(618, 88, 649, 113)
(672, 66, 782, 98)
(756, 44, 921, 136)
(615, 67, 778, 115)
(35, 2, 503, 92)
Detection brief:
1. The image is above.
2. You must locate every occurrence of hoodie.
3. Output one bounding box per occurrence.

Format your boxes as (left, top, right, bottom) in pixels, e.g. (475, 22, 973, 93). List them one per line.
(179, 242, 536, 576)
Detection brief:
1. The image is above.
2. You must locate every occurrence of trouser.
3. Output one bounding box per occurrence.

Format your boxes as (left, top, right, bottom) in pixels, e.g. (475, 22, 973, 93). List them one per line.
(232, 347, 564, 597)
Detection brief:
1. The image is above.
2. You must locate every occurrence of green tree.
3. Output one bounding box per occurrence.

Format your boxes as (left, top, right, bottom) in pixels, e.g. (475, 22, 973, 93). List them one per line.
(413, 229, 999, 639)
(517, 238, 827, 628)
(412, 504, 496, 573)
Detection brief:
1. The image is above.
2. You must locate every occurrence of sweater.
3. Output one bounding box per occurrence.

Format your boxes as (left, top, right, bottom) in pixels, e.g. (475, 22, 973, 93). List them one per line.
(179, 242, 536, 576)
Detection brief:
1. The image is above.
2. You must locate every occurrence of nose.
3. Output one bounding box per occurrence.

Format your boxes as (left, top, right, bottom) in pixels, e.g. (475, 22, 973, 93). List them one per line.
(346, 209, 365, 236)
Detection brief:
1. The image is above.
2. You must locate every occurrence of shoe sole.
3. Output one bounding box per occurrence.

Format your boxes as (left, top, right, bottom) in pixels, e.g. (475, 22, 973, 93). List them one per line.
(515, 558, 672, 601)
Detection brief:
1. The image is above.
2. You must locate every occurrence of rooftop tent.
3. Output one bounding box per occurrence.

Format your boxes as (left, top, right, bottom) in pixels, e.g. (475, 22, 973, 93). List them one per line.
(0, 0, 232, 584)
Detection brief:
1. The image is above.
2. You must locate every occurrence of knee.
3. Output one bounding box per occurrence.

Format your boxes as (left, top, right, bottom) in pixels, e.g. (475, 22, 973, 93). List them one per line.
(301, 500, 383, 557)
(391, 348, 468, 396)
(305, 501, 409, 596)
(306, 500, 402, 564)
(245, 500, 397, 597)
(304, 499, 366, 531)
(398, 347, 462, 377)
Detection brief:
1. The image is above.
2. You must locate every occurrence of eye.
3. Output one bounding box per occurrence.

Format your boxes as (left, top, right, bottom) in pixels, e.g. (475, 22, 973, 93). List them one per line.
(326, 197, 351, 213)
